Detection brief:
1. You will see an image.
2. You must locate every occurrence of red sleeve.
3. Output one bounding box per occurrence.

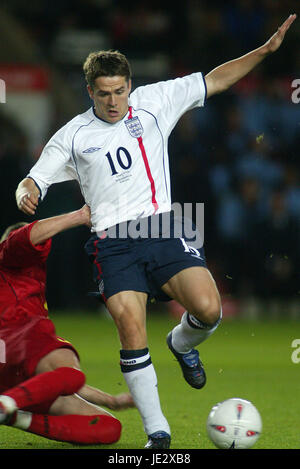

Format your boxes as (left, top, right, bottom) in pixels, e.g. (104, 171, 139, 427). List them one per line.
(0, 222, 52, 269)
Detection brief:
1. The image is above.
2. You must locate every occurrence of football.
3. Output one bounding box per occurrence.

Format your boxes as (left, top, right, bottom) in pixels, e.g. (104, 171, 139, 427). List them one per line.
(206, 398, 262, 449)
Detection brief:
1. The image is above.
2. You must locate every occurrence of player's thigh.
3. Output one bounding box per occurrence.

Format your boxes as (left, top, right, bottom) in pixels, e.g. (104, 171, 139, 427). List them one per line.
(35, 348, 81, 375)
(106, 290, 148, 349)
(161, 266, 221, 323)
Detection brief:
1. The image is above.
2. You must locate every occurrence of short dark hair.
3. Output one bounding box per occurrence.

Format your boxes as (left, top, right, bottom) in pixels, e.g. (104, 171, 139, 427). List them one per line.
(0, 222, 28, 243)
(83, 50, 132, 89)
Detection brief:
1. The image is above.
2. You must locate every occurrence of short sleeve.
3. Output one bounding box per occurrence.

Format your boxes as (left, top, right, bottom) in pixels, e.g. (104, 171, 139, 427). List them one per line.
(28, 125, 78, 201)
(0, 222, 52, 268)
(131, 72, 207, 132)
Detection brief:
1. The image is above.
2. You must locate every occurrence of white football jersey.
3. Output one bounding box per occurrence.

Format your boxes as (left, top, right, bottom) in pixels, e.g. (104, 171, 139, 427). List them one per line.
(28, 72, 206, 232)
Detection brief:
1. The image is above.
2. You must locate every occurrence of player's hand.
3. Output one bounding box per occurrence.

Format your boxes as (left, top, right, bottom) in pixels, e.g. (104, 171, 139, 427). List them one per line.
(264, 14, 296, 54)
(107, 393, 135, 411)
(79, 204, 91, 227)
(17, 192, 39, 215)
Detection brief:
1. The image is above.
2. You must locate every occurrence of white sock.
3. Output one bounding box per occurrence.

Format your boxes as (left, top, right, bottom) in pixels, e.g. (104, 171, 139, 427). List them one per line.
(12, 410, 32, 430)
(171, 310, 222, 353)
(120, 348, 170, 436)
(0, 395, 17, 423)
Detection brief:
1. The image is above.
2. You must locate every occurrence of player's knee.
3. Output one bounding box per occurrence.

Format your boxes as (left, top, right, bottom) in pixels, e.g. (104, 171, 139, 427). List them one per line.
(54, 367, 86, 395)
(192, 293, 222, 327)
(115, 311, 144, 335)
(108, 302, 146, 348)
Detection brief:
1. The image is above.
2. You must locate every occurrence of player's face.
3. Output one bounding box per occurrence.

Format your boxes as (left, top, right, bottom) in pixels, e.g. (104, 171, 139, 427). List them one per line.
(88, 76, 131, 124)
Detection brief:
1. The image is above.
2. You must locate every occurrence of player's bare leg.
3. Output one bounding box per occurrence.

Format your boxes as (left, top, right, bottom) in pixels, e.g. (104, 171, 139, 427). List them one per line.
(106, 290, 171, 448)
(162, 266, 222, 389)
(35, 347, 81, 373)
(0, 356, 85, 423)
(106, 290, 148, 349)
(0, 348, 122, 444)
(36, 347, 134, 413)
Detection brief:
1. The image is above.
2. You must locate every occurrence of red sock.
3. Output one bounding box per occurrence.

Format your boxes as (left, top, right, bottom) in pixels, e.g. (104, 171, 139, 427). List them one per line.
(3, 367, 85, 410)
(28, 413, 122, 444)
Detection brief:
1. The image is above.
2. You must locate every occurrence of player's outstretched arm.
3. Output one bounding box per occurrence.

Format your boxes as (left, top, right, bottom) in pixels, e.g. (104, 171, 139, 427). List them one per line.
(30, 204, 91, 245)
(16, 177, 40, 215)
(78, 384, 135, 411)
(205, 14, 296, 98)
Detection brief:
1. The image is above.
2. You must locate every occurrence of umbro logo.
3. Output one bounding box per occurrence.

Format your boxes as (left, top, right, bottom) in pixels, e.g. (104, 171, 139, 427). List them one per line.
(82, 147, 101, 154)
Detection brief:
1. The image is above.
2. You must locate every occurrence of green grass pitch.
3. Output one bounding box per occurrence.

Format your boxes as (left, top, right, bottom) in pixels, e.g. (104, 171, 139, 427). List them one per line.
(0, 311, 299, 450)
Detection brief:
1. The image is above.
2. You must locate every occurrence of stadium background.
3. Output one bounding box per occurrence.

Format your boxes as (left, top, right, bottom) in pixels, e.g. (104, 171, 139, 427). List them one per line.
(0, 0, 299, 320)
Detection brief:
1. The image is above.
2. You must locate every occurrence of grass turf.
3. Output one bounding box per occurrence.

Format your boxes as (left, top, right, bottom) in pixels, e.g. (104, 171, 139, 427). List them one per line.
(0, 311, 299, 450)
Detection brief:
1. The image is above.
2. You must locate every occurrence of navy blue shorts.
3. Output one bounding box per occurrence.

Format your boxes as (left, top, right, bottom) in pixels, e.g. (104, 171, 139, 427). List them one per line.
(85, 214, 207, 303)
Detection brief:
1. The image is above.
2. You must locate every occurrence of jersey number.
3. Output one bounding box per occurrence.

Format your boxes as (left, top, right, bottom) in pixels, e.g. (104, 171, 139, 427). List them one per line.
(105, 147, 132, 175)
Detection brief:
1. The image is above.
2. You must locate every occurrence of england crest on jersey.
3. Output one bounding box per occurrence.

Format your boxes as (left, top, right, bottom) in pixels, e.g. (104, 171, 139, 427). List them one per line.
(125, 116, 144, 138)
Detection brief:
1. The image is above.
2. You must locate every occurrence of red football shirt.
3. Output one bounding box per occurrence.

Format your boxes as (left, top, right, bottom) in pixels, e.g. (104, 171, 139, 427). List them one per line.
(0, 222, 52, 325)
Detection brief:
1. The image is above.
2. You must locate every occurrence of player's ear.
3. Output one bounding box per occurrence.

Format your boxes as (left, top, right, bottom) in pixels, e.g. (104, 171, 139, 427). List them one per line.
(87, 84, 94, 100)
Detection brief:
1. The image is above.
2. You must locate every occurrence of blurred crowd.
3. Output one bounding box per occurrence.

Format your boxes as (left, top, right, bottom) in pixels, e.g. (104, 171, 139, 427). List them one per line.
(0, 0, 299, 309)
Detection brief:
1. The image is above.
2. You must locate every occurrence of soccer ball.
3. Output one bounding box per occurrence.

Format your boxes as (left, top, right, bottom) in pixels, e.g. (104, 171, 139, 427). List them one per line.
(206, 398, 262, 449)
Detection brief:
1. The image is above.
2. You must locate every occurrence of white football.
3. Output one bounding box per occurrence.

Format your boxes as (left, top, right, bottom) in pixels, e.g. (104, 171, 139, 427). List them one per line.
(206, 398, 262, 449)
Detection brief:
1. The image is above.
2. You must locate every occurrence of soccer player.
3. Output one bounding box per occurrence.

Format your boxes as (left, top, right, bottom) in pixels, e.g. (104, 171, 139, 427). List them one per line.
(15, 14, 296, 449)
(0, 206, 134, 445)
